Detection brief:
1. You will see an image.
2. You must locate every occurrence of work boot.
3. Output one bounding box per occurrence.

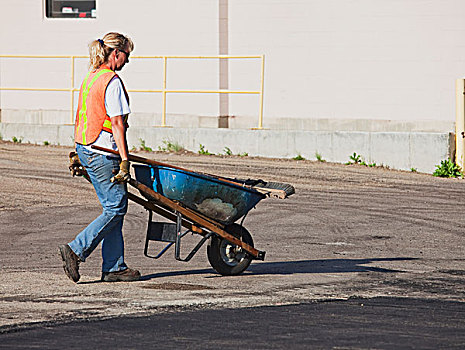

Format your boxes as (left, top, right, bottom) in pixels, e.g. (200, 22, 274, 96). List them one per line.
(59, 244, 80, 283)
(101, 268, 141, 282)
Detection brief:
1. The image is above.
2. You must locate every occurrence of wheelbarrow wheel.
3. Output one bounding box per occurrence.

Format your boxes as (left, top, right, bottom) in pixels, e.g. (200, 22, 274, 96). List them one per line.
(207, 224, 254, 276)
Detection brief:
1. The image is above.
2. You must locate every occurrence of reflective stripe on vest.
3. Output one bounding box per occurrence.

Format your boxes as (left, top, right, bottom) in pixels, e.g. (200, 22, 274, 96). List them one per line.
(103, 118, 112, 131)
(78, 69, 113, 145)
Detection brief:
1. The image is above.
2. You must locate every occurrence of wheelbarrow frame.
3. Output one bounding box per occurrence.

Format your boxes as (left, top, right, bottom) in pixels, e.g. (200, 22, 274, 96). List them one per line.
(128, 178, 266, 261)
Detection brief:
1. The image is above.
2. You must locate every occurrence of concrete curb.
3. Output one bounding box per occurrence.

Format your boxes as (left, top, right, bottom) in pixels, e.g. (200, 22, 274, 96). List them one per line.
(0, 122, 454, 173)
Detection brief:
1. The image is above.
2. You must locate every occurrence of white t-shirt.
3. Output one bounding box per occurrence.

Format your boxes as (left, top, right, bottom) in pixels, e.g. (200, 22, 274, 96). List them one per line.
(84, 76, 130, 156)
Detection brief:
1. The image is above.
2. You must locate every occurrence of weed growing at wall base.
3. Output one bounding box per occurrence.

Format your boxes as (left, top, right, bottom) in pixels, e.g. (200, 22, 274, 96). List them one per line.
(346, 152, 362, 165)
(315, 152, 325, 162)
(433, 158, 463, 178)
(346, 152, 376, 167)
(158, 140, 184, 153)
(293, 154, 305, 160)
(198, 144, 212, 155)
(139, 138, 152, 152)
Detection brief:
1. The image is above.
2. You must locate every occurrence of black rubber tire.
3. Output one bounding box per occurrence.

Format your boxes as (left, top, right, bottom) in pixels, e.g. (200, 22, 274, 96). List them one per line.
(207, 224, 254, 276)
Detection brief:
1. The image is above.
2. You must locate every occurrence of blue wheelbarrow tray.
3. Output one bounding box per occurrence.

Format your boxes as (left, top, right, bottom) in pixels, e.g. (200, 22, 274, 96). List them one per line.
(133, 164, 267, 225)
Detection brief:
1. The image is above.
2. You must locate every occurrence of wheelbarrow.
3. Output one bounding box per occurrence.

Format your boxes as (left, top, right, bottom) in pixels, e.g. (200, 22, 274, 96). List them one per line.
(70, 146, 295, 275)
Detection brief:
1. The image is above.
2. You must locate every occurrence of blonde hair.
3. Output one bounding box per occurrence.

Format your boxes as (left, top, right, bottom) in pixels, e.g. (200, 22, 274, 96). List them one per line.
(88, 32, 134, 69)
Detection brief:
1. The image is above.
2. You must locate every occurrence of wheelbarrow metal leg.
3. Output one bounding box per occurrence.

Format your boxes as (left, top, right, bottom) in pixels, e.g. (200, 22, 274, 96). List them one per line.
(144, 209, 213, 262)
(144, 210, 176, 259)
(174, 211, 213, 262)
(174, 212, 182, 259)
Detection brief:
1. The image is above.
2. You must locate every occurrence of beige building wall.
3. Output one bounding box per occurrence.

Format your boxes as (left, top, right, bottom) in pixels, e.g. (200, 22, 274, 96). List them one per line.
(1, 1, 465, 131)
(228, 0, 465, 130)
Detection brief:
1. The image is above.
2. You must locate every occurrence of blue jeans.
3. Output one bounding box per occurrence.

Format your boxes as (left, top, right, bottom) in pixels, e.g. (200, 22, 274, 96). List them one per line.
(68, 144, 128, 273)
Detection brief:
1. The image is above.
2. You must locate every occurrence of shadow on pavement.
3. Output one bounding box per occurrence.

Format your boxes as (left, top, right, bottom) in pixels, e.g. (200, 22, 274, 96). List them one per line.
(139, 257, 417, 281)
(1, 296, 463, 349)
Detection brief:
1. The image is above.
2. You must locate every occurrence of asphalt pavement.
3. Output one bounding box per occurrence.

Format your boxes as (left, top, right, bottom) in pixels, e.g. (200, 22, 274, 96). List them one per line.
(1, 297, 464, 349)
(1, 144, 465, 349)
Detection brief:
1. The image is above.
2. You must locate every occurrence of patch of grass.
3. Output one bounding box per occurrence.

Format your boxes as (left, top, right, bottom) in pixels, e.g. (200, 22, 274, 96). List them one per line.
(433, 158, 463, 178)
(238, 152, 248, 157)
(139, 138, 153, 152)
(223, 146, 233, 156)
(43, 141, 50, 146)
(198, 144, 212, 155)
(315, 152, 325, 162)
(12, 136, 23, 144)
(411, 168, 417, 173)
(158, 140, 184, 153)
(293, 154, 305, 160)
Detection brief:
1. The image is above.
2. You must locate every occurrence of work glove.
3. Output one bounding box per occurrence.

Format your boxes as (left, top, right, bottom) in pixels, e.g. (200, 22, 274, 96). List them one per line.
(69, 152, 86, 177)
(111, 160, 131, 183)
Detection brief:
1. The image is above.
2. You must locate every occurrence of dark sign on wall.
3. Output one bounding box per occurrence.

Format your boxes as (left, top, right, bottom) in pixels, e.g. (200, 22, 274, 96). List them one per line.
(45, 0, 96, 18)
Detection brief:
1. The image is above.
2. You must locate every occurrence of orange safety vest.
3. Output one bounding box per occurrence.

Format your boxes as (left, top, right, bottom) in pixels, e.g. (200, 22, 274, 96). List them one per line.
(74, 64, 129, 145)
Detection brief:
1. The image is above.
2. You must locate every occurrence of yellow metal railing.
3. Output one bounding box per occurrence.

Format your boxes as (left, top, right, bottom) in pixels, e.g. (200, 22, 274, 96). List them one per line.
(0, 55, 265, 129)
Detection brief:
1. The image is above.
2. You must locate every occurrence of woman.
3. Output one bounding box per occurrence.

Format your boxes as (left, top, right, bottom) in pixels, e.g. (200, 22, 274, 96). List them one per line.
(59, 32, 140, 283)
